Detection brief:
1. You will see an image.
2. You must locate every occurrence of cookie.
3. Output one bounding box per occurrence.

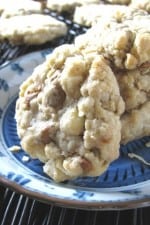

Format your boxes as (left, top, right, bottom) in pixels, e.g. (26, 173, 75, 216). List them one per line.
(130, 0, 150, 13)
(105, 0, 130, 4)
(75, 13, 150, 69)
(74, 4, 134, 26)
(0, 0, 42, 18)
(116, 65, 150, 112)
(46, 0, 100, 12)
(117, 67, 150, 143)
(15, 44, 125, 182)
(121, 102, 150, 144)
(0, 14, 67, 45)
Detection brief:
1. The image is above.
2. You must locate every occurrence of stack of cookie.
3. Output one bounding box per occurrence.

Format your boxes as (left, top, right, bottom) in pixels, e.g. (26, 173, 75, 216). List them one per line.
(15, 1, 150, 182)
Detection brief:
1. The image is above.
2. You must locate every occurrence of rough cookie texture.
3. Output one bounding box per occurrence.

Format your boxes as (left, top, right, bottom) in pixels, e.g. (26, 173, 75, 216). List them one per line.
(0, 0, 42, 18)
(0, 14, 67, 45)
(15, 44, 125, 182)
(74, 13, 150, 144)
(130, 0, 150, 13)
(73, 4, 143, 26)
(116, 66, 150, 112)
(46, 0, 100, 12)
(121, 102, 150, 144)
(75, 14, 150, 69)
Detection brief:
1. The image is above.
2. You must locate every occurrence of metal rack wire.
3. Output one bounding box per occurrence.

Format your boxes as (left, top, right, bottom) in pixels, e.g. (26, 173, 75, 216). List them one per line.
(0, 185, 149, 225)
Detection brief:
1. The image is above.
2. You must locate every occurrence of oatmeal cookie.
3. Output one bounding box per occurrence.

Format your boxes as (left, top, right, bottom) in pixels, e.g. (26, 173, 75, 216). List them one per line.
(75, 13, 150, 69)
(0, 0, 42, 18)
(73, 4, 129, 26)
(121, 102, 150, 144)
(15, 44, 124, 182)
(0, 14, 67, 45)
(130, 0, 150, 13)
(46, 0, 100, 12)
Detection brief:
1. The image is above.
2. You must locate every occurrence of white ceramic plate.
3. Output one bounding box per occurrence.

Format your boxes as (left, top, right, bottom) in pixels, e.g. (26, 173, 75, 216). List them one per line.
(0, 51, 150, 210)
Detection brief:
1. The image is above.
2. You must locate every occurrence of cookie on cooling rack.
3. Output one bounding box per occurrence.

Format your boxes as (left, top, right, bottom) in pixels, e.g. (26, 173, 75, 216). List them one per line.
(15, 44, 125, 182)
(130, 0, 150, 13)
(73, 4, 129, 26)
(46, 0, 100, 12)
(0, 14, 67, 45)
(0, 0, 42, 18)
(73, 1, 150, 27)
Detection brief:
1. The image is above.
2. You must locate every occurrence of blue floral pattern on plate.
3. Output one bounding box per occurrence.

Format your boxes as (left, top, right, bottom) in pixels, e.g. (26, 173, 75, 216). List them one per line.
(0, 51, 150, 210)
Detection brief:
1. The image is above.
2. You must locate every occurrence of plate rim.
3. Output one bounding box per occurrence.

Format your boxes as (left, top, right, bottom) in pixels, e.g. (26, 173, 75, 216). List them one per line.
(0, 176, 150, 210)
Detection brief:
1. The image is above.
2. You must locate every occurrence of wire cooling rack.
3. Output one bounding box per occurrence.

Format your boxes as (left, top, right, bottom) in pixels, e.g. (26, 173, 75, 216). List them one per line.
(0, 185, 150, 225)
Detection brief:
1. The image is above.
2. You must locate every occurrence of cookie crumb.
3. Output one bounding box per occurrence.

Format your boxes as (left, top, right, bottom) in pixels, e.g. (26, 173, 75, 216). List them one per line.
(128, 153, 150, 166)
(9, 145, 21, 152)
(22, 155, 30, 162)
(145, 142, 150, 148)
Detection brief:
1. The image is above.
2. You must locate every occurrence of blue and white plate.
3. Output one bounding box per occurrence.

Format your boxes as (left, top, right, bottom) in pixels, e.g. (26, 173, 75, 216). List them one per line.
(0, 51, 150, 210)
